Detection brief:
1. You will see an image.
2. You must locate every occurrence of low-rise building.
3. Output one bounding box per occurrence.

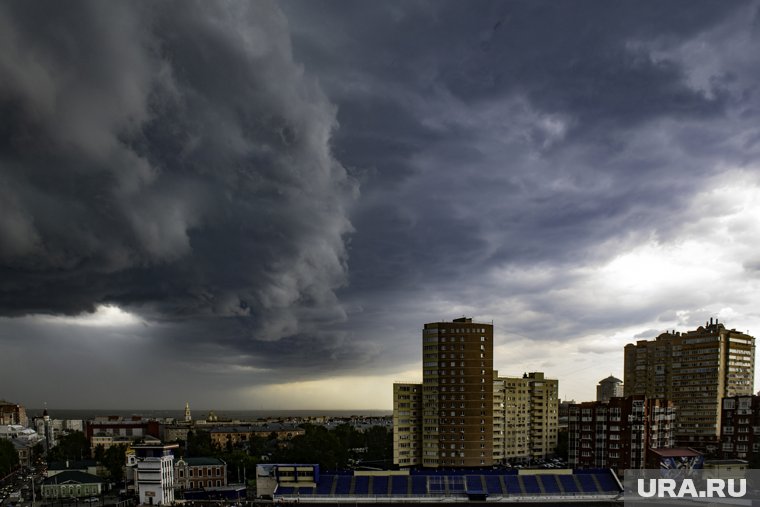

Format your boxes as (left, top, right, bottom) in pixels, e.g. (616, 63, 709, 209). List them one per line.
(209, 424, 304, 448)
(1, 424, 45, 467)
(41, 471, 105, 499)
(174, 457, 227, 490)
(646, 447, 704, 469)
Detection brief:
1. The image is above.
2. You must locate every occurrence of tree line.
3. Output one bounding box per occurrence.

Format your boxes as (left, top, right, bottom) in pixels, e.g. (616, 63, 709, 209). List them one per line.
(38, 423, 392, 484)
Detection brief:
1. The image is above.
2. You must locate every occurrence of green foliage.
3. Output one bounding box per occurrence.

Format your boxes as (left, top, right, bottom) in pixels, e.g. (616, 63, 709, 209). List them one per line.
(272, 425, 348, 469)
(186, 430, 216, 457)
(103, 444, 127, 480)
(179, 423, 392, 474)
(0, 439, 19, 475)
(47, 431, 90, 462)
(93, 444, 106, 463)
(333, 424, 363, 451)
(219, 450, 257, 484)
(362, 426, 392, 465)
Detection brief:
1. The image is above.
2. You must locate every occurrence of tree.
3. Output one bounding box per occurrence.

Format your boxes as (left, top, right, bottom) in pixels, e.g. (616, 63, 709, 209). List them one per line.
(47, 431, 90, 462)
(362, 426, 392, 465)
(273, 425, 348, 469)
(103, 445, 127, 480)
(186, 430, 216, 457)
(333, 424, 363, 453)
(93, 444, 106, 463)
(0, 439, 19, 476)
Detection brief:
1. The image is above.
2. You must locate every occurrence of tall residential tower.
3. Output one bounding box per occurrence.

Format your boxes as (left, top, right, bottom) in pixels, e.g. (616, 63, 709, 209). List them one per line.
(624, 319, 755, 451)
(393, 317, 494, 468)
(493, 372, 559, 463)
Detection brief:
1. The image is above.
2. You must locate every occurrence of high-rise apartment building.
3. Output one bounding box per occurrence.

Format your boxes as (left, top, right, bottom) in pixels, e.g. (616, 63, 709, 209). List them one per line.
(568, 396, 675, 475)
(624, 319, 755, 451)
(596, 376, 623, 402)
(392, 383, 422, 467)
(393, 317, 494, 468)
(493, 372, 559, 463)
(720, 394, 760, 462)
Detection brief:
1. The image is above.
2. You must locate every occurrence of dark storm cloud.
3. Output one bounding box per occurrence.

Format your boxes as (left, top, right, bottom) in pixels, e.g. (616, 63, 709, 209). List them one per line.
(0, 2, 355, 342)
(282, 0, 753, 297)
(281, 0, 760, 371)
(4, 0, 760, 407)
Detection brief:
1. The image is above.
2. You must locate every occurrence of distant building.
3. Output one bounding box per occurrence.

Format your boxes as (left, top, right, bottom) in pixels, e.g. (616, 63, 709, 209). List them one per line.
(162, 423, 192, 444)
(174, 457, 227, 490)
(596, 376, 623, 402)
(568, 396, 675, 475)
(493, 371, 559, 462)
(34, 414, 84, 449)
(0, 400, 27, 426)
(624, 319, 755, 452)
(209, 424, 304, 448)
(134, 443, 178, 506)
(393, 318, 494, 468)
(86, 416, 160, 453)
(720, 394, 760, 461)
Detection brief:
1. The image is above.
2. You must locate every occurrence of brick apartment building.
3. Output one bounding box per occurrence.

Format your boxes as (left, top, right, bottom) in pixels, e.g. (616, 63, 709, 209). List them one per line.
(568, 395, 675, 475)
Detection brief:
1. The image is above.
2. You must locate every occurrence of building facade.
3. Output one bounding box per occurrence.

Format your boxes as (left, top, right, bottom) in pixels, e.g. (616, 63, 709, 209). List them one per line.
(209, 424, 304, 448)
(624, 320, 755, 452)
(568, 396, 675, 475)
(41, 471, 105, 500)
(87, 416, 161, 453)
(392, 383, 422, 466)
(134, 443, 179, 506)
(493, 372, 559, 462)
(422, 318, 494, 467)
(720, 394, 760, 462)
(393, 318, 494, 468)
(174, 457, 227, 490)
(596, 376, 624, 402)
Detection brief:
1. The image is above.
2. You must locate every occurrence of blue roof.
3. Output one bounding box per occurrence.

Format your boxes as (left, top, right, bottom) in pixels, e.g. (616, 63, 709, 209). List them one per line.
(273, 469, 623, 500)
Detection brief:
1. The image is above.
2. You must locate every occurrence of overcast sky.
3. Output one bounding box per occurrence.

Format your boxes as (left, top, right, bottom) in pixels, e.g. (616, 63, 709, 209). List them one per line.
(2, 1, 760, 412)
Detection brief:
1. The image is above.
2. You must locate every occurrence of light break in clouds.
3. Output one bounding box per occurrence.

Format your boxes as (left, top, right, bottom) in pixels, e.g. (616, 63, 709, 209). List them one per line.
(2, 0, 760, 410)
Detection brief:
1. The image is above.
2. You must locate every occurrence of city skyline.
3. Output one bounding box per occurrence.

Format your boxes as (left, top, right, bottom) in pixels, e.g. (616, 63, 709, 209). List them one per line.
(3, 1, 760, 409)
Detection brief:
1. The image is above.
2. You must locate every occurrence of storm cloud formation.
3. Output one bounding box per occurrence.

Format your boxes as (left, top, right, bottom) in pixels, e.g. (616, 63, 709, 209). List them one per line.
(0, 1, 355, 339)
(3, 1, 760, 408)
